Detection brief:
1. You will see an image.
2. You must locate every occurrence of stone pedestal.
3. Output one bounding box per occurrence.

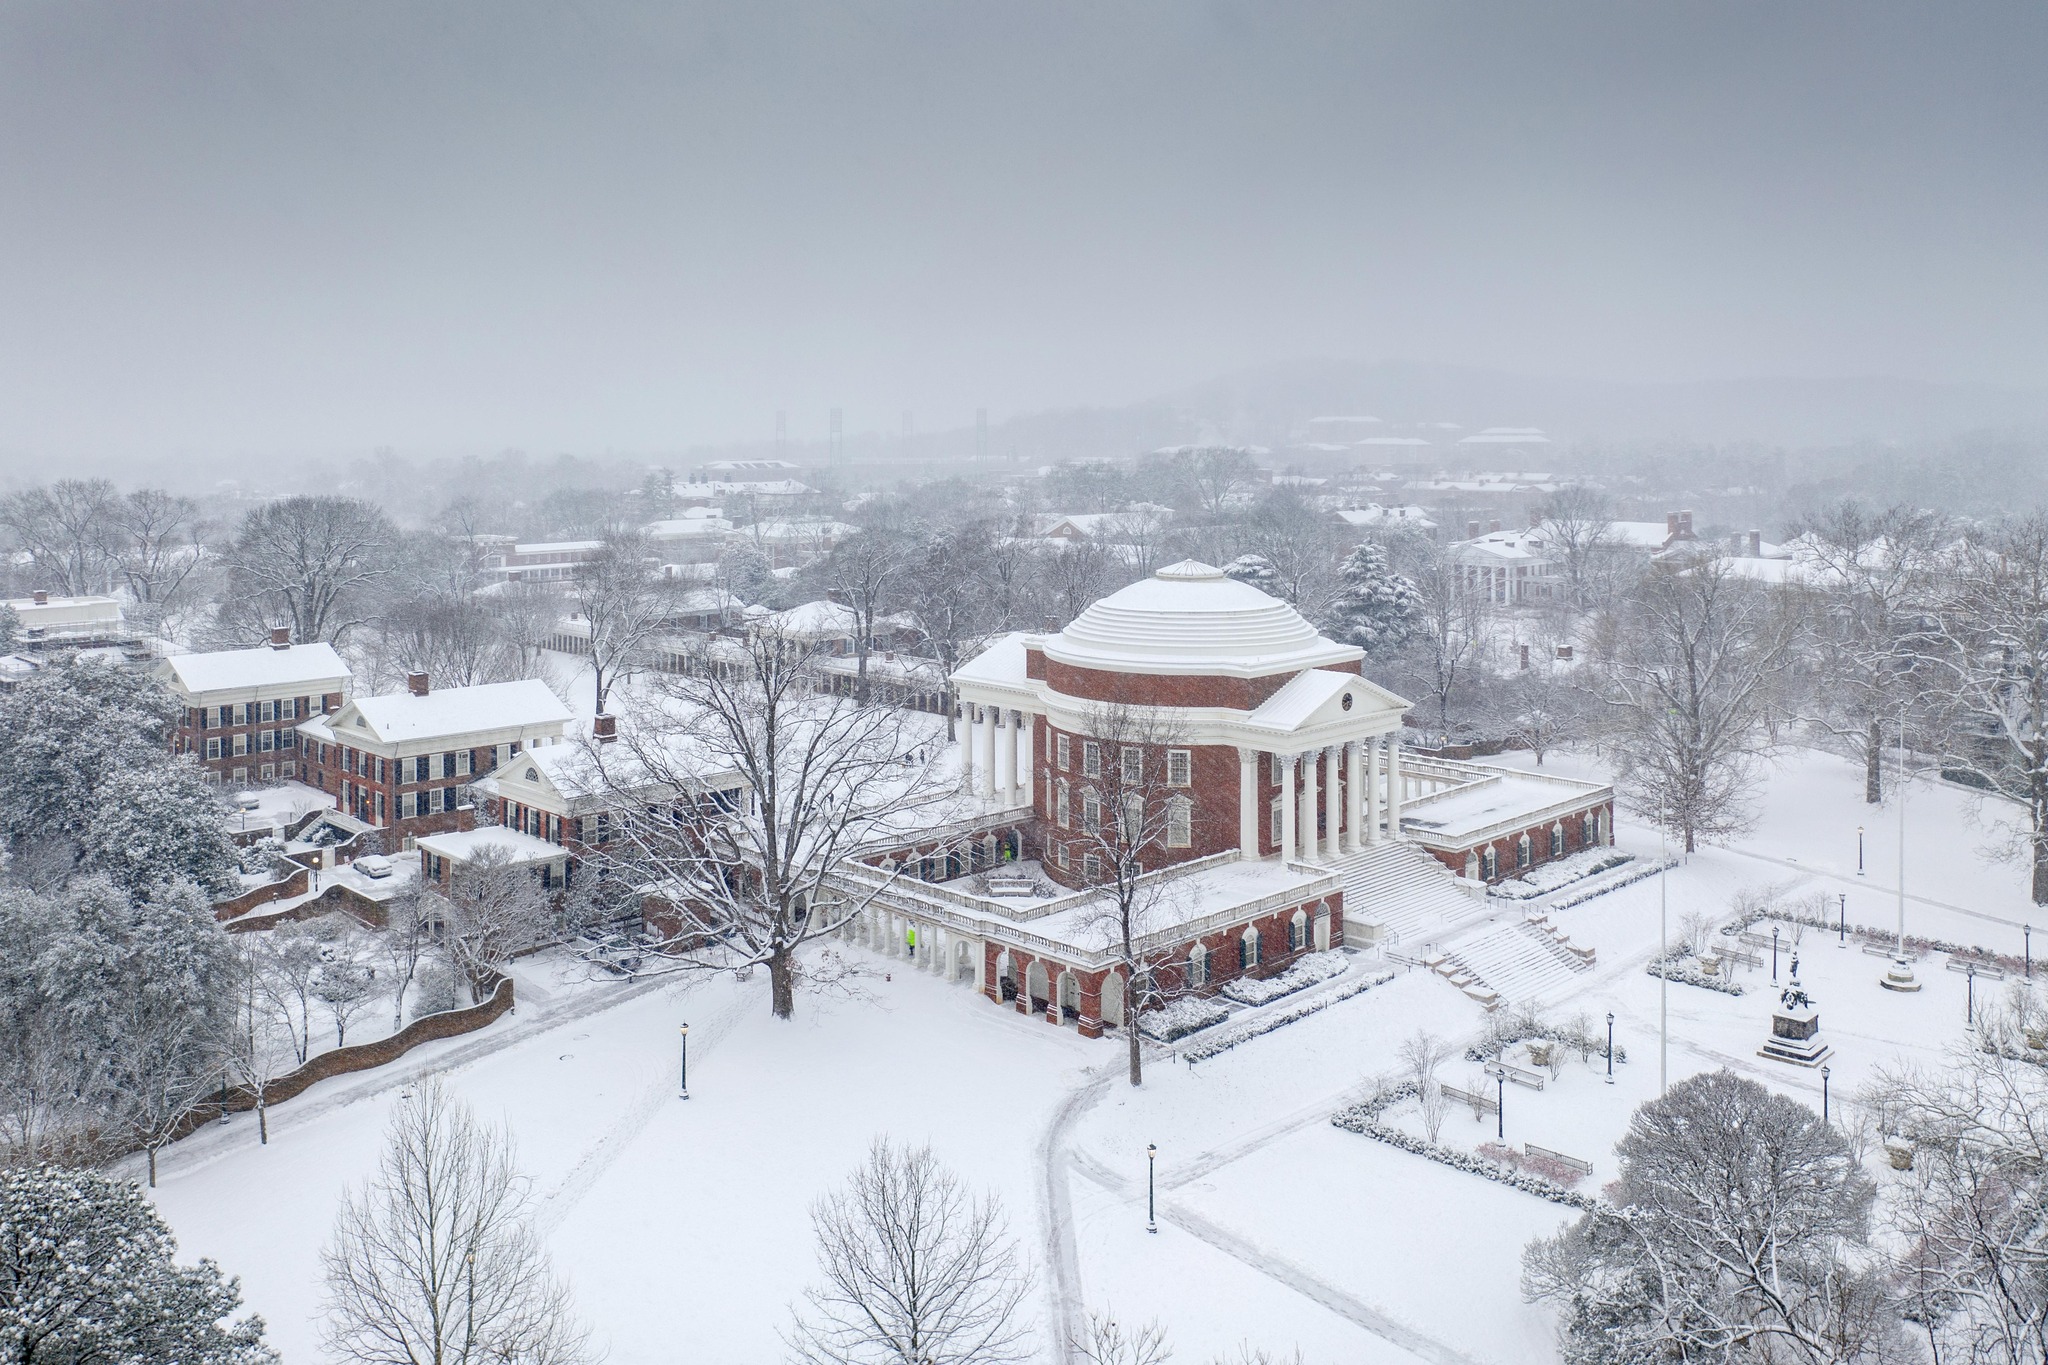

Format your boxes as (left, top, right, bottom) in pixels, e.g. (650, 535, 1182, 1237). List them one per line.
(1880, 955, 1922, 992)
(1759, 959, 1832, 1067)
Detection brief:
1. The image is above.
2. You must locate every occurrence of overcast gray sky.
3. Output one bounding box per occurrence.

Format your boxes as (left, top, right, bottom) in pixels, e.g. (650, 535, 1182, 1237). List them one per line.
(1, 2, 2043, 462)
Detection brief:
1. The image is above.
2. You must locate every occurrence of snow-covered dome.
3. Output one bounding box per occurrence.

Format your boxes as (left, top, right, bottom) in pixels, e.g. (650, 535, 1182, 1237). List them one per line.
(1043, 560, 1360, 677)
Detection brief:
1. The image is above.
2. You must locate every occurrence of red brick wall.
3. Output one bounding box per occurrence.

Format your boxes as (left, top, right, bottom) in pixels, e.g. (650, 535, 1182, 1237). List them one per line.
(1422, 800, 1613, 882)
(1039, 658, 1360, 711)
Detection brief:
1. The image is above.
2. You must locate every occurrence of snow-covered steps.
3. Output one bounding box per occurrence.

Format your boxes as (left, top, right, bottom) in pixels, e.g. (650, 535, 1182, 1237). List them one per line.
(1322, 841, 1483, 948)
(1438, 920, 1587, 1007)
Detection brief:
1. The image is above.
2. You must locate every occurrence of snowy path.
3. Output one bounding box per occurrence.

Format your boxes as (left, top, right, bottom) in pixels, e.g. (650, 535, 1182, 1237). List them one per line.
(1039, 1064, 1115, 1363)
(1725, 845, 2040, 934)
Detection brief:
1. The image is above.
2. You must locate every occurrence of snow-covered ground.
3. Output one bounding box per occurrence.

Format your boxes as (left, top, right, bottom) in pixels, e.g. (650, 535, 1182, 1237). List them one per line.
(145, 745, 2048, 1364)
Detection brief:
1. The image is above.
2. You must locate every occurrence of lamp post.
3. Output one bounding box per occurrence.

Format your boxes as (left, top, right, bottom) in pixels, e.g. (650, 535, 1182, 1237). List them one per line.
(2028, 925, 2034, 980)
(1605, 1012, 1615, 1084)
(1838, 893, 1847, 947)
(1822, 1065, 1831, 1124)
(1881, 721, 1920, 992)
(1772, 927, 1780, 982)
(1857, 825, 1865, 877)
(1146, 1144, 1157, 1234)
(1967, 965, 1977, 1031)
(1495, 1070, 1506, 1140)
(678, 1023, 690, 1100)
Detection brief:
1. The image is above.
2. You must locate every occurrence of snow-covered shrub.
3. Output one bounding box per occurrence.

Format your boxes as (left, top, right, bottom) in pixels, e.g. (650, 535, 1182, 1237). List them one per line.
(1138, 996, 1231, 1042)
(1465, 1006, 1627, 1066)
(1488, 849, 1634, 900)
(238, 836, 287, 877)
(1548, 857, 1678, 910)
(1331, 1093, 1598, 1210)
(1187, 969, 1397, 1063)
(1219, 950, 1349, 1006)
(410, 964, 462, 1020)
(1647, 958, 1745, 996)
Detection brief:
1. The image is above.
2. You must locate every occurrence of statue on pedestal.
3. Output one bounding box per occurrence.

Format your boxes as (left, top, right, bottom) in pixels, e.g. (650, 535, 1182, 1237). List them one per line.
(1760, 955, 1833, 1067)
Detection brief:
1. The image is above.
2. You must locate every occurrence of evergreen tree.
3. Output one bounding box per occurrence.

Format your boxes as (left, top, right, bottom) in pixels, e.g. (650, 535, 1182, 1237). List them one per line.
(0, 1164, 275, 1364)
(1221, 553, 1278, 593)
(1325, 542, 1421, 654)
(85, 764, 239, 900)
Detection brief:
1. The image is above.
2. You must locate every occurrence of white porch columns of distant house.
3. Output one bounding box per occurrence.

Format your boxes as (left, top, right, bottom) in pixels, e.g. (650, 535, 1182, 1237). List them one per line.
(1278, 753, 1298, 861)
(1386, 737, 1404, 838)
(977, 706, 997, 800)
(959, 702, 977, 792)
(1365, 737, 1382, 844)
(992, 710, 1014, 800)
(1344, 740, 1364, 854)
(1236, 747, 1260, 860)
(1322, 745, 1343, 861)
(1014, 713, 1034, 806)
(1298, 749, 1319, 863)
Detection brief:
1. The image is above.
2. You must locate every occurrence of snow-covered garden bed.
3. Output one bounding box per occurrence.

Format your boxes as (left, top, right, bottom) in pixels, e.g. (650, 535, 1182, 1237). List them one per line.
(1186, 969, 1397, 1063)
(1219, 950, 1350, 1006)
(1488, 849, 1633, 900)
(1548, 856, 1678, 910)
(1138, 996, 1232, 1042)
(1647, 955, 1745, 996)
(1332, 1084, 1600, 1210)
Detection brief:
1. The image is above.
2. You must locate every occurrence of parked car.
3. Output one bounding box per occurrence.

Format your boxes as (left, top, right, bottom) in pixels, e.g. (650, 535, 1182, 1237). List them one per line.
(355, 854, 394, 879)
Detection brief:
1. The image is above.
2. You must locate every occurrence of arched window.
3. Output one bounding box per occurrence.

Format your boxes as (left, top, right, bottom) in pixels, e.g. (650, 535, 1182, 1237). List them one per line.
(1241, 927, 1261, 972)
(1188, 943, 1209, 987)
(1288, 909, 1308, 951)
(1550, 823, 1564, 859)
(1056, 780, 1071, 828)
(1166, 796, 1192, 848)
(1481, 847, 1497, 880)
(1517, 834, 1532, 869)
(1082, 789, 1101, 834)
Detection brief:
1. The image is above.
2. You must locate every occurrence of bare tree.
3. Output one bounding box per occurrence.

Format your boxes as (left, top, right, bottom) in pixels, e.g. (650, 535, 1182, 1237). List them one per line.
(222, 495, 397, 644)
(1792, 500, 1944, 804)
(1391, 542, 1491, 746)
(786, 1138, 1033, 1365)
(440, 845, 556, 1002)
(1533, 485, 1615, 611)
(313, 937, 382, 1048)
(1923, 515, 2048, 903)
(322, 1080, 594, 1365)
(380, 886, 436, 1033)
(0, 478, 119, 594)
(255, 923, 323, 1065)
(899, 522, 994, 742)
(1066, 703, 1198, 1088)
(816, 531, 908, 704)
(1036, 539, 1123, 628)
(1229, 489, 1344, 612)
(1073, 1312, 1172, 1365)
(570, 532, 677, 713)
(1524, 1069, 1904, 1364)
(1170, 446, 1260, 516)
(592, 628, 952, 1019)
(106, 488, 208, 631)
(1401, 1030, 1453, 1142)
(1599, 560, 1795, 852)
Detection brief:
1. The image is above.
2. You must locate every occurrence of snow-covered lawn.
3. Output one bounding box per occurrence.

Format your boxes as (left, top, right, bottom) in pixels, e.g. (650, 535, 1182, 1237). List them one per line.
(143, 745, 2045, 1365)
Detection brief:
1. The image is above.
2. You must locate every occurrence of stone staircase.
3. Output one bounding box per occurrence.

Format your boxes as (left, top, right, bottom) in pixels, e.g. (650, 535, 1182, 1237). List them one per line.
(1322, 841, 1484, 948)
(1436, 919, 1595, 1010)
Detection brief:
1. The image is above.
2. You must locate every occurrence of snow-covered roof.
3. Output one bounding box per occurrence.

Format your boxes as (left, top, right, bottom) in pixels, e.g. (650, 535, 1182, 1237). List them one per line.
(1354, 436, 1433, 447)
(1245, 669, 1355, 730)
(512, 540, 604, 555)
(951, 631, 1031, 689)
(1458, 429, 1551, 445)
(644, 517, 733, 538)
(4, 594, 123, 628)
(160, 642, 351, 696)
(415, 826, 567, 866)
(329, 679, 573, 745)
(1451, 529, 1558, 565)
(1041, 560, 1359, 679)
(1333, 504, 1437, 530)
(759, 600, 858, 638)
(746, 519, 857, 541)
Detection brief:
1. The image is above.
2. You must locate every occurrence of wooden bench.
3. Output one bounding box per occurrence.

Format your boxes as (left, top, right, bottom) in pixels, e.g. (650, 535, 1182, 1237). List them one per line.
(1525, 1143, 1593, 1175)
(1946, 957, 2008, 980)
(1491, 1063, 1547, 1091)
(1442, 1083, 1499, 1116)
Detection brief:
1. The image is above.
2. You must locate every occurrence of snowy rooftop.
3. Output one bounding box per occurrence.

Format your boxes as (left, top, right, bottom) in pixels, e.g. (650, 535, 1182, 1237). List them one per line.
(160, 642, 351, 695)
(322, 679, 574, 745)
(4, 593, 124, 626)
(1403, 765, 1608, 841)
(416, 825, 567, 866)
(1040, 560, 1360, 679)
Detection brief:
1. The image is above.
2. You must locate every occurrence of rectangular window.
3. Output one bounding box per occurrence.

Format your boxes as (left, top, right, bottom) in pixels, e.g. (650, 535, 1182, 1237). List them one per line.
(1055, 842, 1070, 869)
(1121, 748, 1143, 784)
(232, 733, 248, 756)
(1270, 802, 1283, 846)
(1082, 741, 1100, 778)
(457, 749, 473, 776)
(1271, 751, 1285, 784)
(1082, 853, 1101, 882)
(1081, 789, 1101, 833)
(257, 700, 273, 722)
(399, 792, 416, 819)
(1167, 750, 1192, 786)
(1055, 782, 1070, 828)
(1056, 735, 1070, 771)
(257, 729, 274, 752)
(279, 698, 296, 720)
(206, 737, 221, 760)
(1166, 799, 1191, 848)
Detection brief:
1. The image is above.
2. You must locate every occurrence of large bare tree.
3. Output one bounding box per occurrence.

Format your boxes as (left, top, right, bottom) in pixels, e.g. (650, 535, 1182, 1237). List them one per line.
(106, 488, 208, 631)
(322, 1080, 594, 1365)
(591, 628, 953, 1020)
(0, 478, 119, 595)
(1532, 484, 1615, 610)
(787, 1138, 1033, 1365)
(1598, 560, 1795, 852)
(1391, 542, 1492, 747)
(569, 532, 677, 714)
(222, 495, 396, 644)
(1791, 500, 1944, 803)
(815, 530, 908, 704)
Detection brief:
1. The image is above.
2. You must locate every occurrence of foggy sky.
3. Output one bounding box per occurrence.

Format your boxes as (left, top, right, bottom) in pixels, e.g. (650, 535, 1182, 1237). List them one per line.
(2, 2, 2043, 463)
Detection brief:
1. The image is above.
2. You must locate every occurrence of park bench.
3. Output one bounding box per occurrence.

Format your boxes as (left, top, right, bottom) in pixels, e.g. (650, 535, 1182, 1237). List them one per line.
(1945, 957, 2008, 980)
(1491, 1062, 1547, 1091)
(1525, 1143, 1593, 1176)
(1443, 1083, 1499, 1116)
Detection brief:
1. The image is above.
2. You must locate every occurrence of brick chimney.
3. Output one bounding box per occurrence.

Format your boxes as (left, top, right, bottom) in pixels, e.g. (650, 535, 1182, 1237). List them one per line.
(1748, 529, 1762, 557)
(593, 713, 618, 744)
(1489, 519, 1502, 534)
(269, 625, 292, 650)
(1556, 644, 1574, 661)
(31, 589, 47, 605)
(1665, 511, 1679, 538)
(1680, 509, 1694, 536)
(1466, 520, 1481, 538)
(407, 672, 430, 697)
(1518, 644, 1530, 670)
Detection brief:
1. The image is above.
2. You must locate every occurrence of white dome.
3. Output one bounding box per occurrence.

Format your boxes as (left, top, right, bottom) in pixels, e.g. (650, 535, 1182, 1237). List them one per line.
(1044, 560, 1360, 677)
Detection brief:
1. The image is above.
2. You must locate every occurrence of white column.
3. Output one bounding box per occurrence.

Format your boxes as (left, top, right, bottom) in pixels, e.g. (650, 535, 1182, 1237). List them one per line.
(976, 707, 997, 800)
(1345, 740, 1364, 854)
(1386, 737, 1404, 838)
(1299, 749, 1319, 863)
(1365, 737, 1381, 844)
(1011, 712, 1031, 805)
(959, 702, 977, 793)
(993, 710, 1014, 801)
(1278, 754, 1297, 861)
(1237, 747, 1260, 859)
(1324, 744, 1343, 861)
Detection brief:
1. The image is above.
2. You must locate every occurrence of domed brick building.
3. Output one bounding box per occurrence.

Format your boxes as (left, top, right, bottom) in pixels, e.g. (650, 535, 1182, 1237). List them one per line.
(843, 561, 1614, 1036)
